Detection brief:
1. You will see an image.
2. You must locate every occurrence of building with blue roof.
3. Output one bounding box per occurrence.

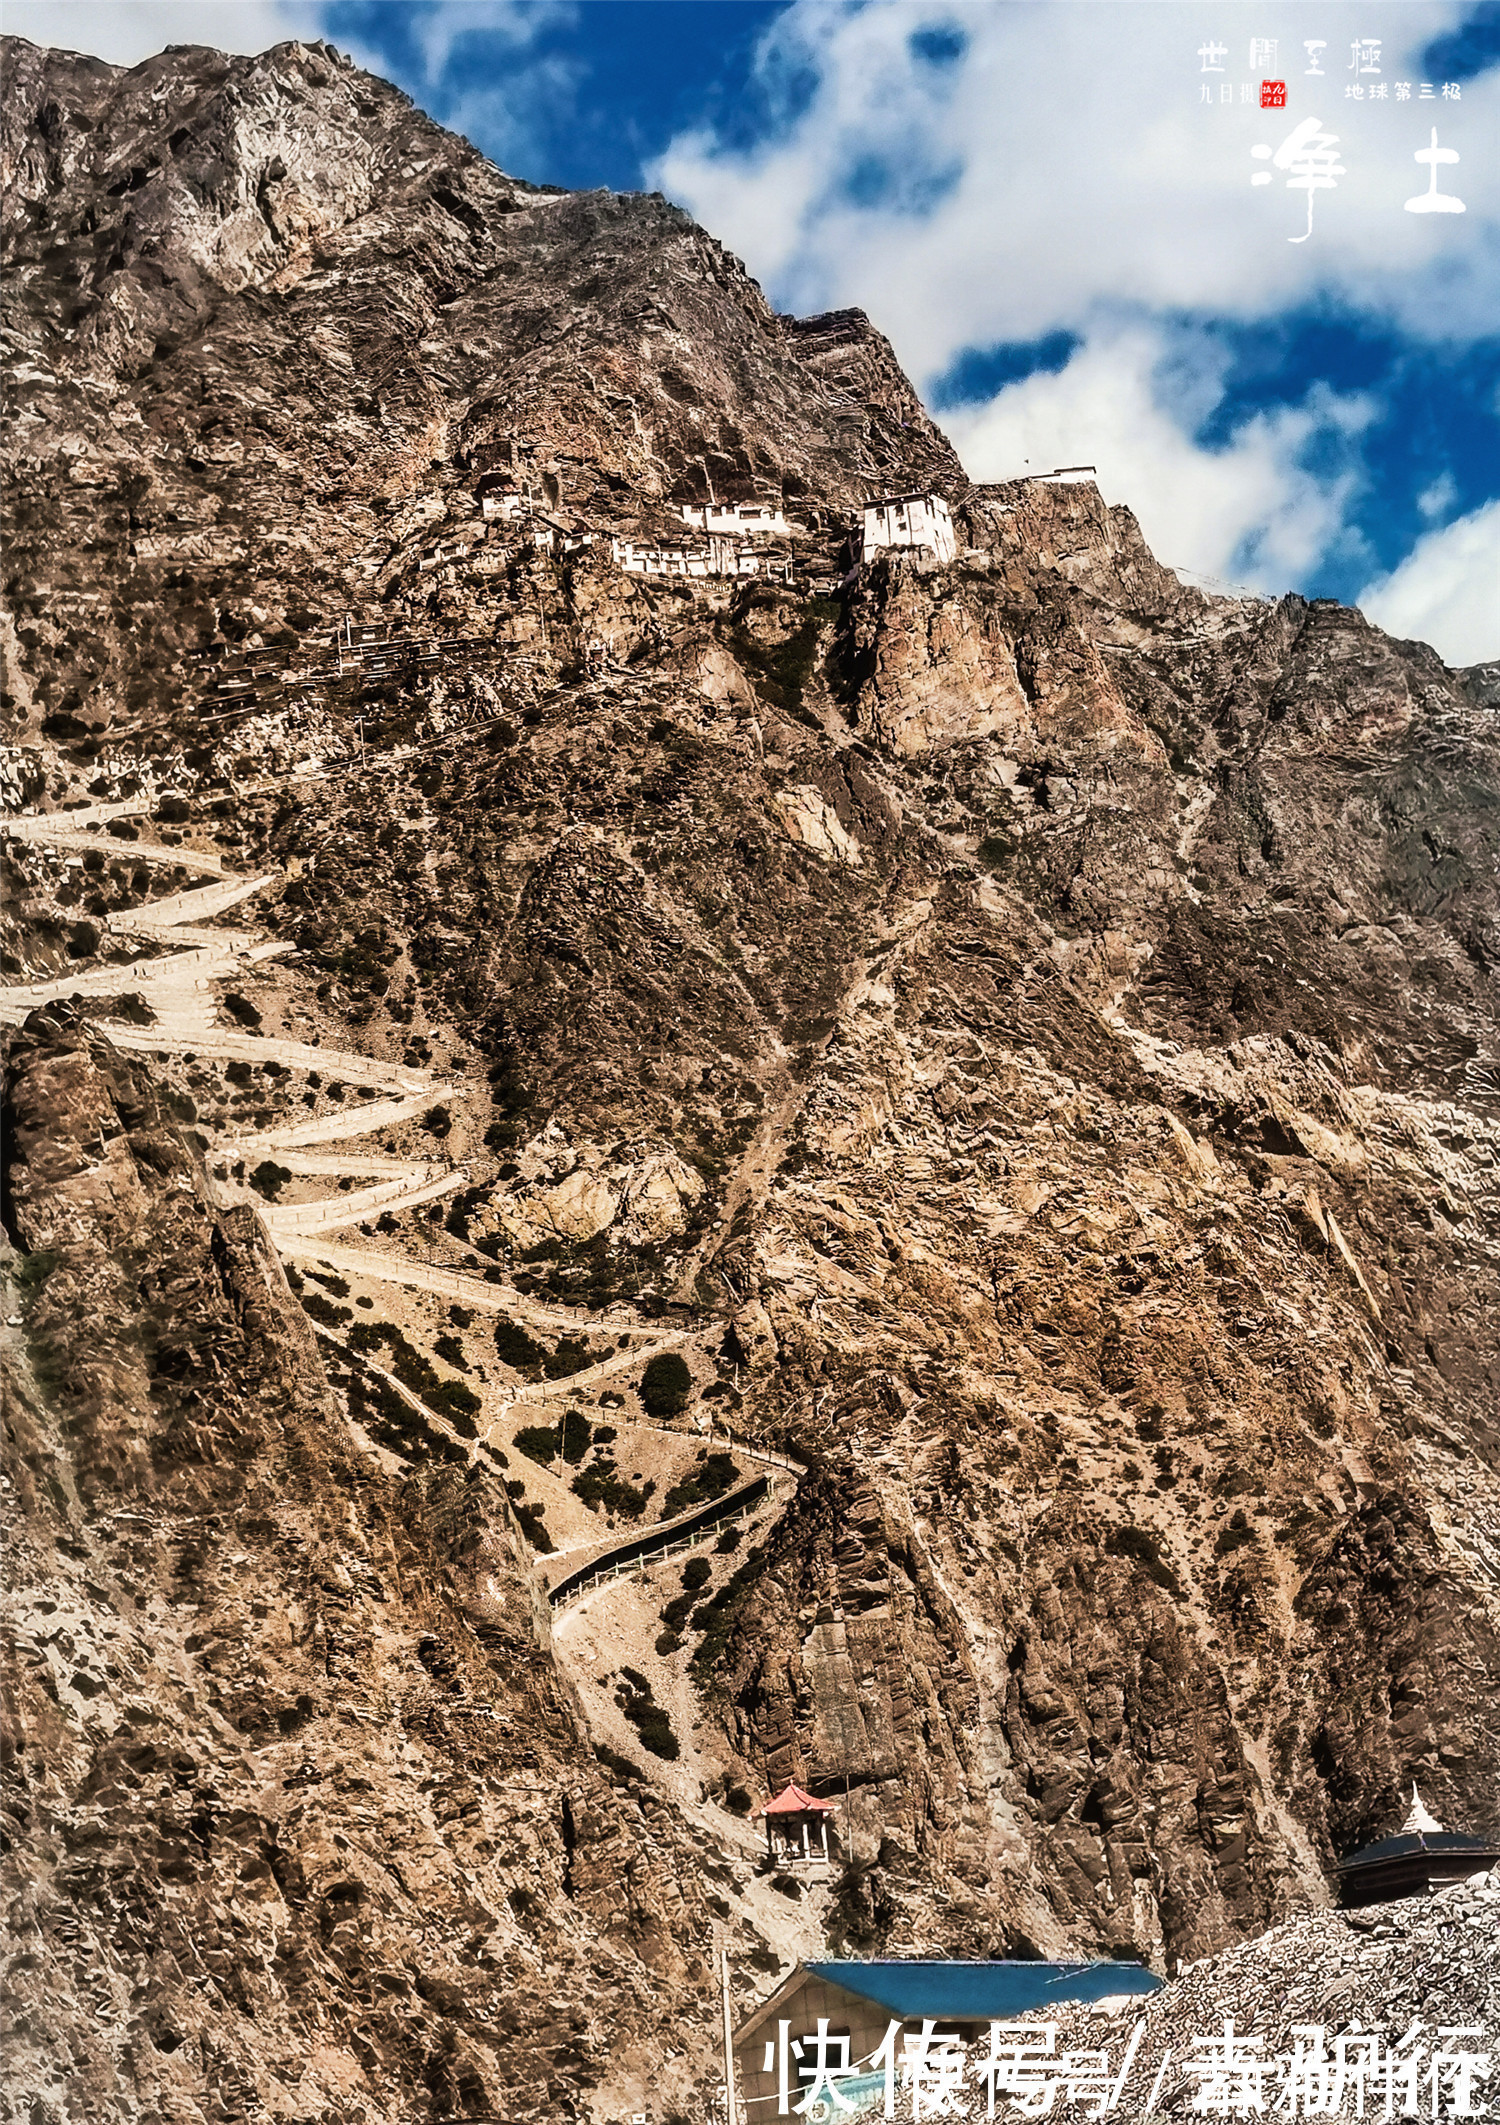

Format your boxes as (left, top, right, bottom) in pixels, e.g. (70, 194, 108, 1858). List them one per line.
(733, 1957, 1159, 2116)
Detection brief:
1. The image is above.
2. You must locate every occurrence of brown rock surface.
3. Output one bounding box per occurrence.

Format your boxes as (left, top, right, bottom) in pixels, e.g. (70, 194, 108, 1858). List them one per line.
(3, 29, 1498, 2124)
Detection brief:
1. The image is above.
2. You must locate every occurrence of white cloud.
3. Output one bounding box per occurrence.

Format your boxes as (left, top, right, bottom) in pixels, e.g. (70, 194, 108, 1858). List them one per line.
(1416, 470, 1459, 521)
(654, 0, 1499, 366)
(653, 0, 1499, 631)
(1360, 500, 1500, 667)
(0, 0, 322, 64)
(945, 324, 1375, 595)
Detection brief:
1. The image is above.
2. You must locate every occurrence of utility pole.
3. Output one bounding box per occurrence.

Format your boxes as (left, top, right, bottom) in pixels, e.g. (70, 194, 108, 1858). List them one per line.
(719, 1939, 738, 2125)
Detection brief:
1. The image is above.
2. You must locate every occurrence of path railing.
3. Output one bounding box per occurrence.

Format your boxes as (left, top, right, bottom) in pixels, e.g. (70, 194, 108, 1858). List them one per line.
(547, 1475, 773, 1611)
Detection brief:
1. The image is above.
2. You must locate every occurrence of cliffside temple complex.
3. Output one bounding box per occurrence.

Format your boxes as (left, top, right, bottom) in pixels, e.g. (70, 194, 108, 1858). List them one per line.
(610, 534, 794, 583)
(1337, 1786, 1500, 1906)
(732, 1960, 1161, 2116)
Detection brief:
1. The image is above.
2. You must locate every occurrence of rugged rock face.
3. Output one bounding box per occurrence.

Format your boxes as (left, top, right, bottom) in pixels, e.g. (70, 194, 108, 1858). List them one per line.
(3, 31, 1498, 2125)
(2, 1014, 725, 2123)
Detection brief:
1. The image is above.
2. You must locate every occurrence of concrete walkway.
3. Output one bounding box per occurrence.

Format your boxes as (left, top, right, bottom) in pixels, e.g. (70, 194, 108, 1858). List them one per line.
(224, 1091, 454, 1155)
(4, 813, 234, 875)
(255, 1164, 468, 1236)
(108, 871, 279, 933)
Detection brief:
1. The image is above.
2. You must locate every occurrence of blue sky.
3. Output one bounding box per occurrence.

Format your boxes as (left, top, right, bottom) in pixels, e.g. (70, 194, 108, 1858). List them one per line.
(13, 0, 1499, 662)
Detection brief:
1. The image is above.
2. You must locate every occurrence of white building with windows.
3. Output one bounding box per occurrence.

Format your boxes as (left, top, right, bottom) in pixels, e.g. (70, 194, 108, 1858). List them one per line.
(610, 535, 792, 584)
(861, 492, 956, 566)
(679, 500, 793, 539)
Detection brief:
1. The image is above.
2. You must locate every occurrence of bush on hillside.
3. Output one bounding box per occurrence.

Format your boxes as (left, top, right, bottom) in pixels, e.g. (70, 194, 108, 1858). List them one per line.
(640, 1351, 692, 1416)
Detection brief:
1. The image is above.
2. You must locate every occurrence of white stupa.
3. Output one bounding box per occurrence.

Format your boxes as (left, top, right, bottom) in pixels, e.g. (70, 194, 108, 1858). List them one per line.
(1399, 1783, 1444, 1836)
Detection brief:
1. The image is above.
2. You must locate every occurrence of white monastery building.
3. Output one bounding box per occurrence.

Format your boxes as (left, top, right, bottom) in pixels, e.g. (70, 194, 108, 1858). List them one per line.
(610, 535, 792, 584)
(679, 500, 792, 539)
(861, 492, 957, 566)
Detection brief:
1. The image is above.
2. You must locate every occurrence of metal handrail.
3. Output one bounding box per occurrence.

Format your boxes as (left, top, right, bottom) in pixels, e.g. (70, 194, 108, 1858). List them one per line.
(548, 1477, 772, 1610)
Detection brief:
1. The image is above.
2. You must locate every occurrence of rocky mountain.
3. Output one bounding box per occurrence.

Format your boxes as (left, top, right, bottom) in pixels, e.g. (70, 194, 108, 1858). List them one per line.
(3, 32, 1498, 2125)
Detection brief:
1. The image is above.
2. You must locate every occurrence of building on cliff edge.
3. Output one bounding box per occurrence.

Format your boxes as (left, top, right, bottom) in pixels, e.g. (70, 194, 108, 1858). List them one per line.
(860, 492, 956, 566)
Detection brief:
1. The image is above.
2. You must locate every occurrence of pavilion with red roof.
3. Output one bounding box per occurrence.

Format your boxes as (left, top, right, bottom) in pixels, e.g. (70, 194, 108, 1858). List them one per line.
(758, 1781, 837, 1870)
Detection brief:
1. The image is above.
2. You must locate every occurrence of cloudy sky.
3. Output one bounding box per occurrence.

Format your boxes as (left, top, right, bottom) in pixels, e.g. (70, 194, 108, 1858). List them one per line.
(9, 0, 1498, 663)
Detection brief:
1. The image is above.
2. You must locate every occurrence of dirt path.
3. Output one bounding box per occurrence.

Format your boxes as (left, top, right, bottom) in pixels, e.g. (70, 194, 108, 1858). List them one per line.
(5, 799, 151, 831)
(98, 1019, 433, 1089)
(109, 871, 279, 932)
(255, 1165, 467, 1235)
(225, 1092, 452, 1155)
(267, 1236, 647, 1336)
(4, 817, 234, 875)
(503, 1328, 697, 1410)
(256, 1151, 437, 1181)
(12, 783, 757, 1609)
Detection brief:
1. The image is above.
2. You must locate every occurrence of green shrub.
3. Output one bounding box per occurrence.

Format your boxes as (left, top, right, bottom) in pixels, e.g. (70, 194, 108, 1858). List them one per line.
(434, 1332, 469, 1371)
(250, 1160, 293, 1200)
(302, 1291, 351, 1328)
(593, 1742, 643, 1783)
(513, 1500, 553, 1552)
(659, 1590, 699, 1634)
(344, 1319, 478, 1436)
(571, 1465, 648, 1519)
(690, 1541, 769, 1678)
(662, 1451, 739, 1520)
(641, 1351, 692, 1416)
(655, 1630, 684, 1657)
(514, 1424, 560, 1465)
(682, 1557, 711, 1592)
(431, 1379, 481, 1433)
(561, 1407, 592, 1465)
(543, 1336, 596, 1380)
(494, 1317, 548, 1378)
(614, 1673, 678, 1761)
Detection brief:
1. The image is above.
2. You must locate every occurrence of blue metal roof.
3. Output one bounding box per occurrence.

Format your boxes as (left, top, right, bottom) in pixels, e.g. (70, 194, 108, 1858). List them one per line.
(804, 1961, 1160, 2019)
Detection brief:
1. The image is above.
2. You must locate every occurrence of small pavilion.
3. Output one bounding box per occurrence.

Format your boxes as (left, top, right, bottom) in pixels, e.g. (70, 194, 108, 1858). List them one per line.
(759, 1782, 837, 1870)
(1337, 1784, 1499, 1905)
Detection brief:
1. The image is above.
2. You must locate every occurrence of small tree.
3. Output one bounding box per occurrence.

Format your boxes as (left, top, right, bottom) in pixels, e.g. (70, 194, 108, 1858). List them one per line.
(641, 1351, 692, 1416)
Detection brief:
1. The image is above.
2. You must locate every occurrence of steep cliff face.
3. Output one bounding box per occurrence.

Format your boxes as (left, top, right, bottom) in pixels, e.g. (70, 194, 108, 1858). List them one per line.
(2, 1013, 726, 2123)
(3, 31, 1498, 2125)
